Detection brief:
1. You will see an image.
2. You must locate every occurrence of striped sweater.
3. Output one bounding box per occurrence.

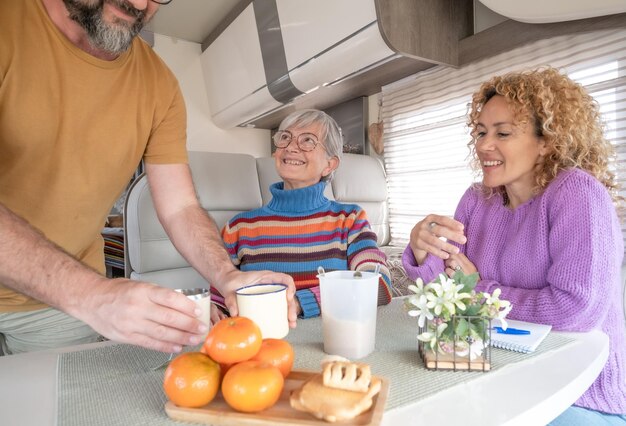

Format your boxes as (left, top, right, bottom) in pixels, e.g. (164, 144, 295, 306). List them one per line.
(221, 181, 392, 318)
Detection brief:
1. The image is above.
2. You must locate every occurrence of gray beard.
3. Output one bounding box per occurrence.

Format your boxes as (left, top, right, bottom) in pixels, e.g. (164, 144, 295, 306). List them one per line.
(62, 0, 147, 55)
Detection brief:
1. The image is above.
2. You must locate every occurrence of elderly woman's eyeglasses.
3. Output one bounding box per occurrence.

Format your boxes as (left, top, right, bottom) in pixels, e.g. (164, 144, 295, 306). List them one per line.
(150, 0, 173, 5)
(272, 130, 323, 152)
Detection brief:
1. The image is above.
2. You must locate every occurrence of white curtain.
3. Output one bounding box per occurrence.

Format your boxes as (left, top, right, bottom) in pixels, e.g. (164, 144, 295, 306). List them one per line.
(381, 29, 626, 250)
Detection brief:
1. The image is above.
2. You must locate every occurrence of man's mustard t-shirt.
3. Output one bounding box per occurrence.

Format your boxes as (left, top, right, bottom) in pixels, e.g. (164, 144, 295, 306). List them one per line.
(0, 0, 189, 311)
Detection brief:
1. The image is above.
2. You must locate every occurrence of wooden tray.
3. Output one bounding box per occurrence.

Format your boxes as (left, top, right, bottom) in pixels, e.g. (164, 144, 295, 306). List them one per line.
(165, 370, 389, 425)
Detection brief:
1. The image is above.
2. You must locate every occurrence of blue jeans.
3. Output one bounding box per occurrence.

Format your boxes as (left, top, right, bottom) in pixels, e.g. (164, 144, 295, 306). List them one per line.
(548, 406, 626, 425)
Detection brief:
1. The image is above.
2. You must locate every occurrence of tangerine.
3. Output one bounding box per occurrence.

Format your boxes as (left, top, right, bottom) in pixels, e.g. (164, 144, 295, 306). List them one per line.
(203, 316, 262, 364)
(250, 338, 294, 378)
(219, 361, 235, 380)
(163, 352, 221, 408)
(221, 360, 284, 412)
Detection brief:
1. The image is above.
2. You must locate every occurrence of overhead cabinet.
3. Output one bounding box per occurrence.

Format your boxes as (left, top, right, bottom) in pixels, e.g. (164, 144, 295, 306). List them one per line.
(201, 0, 472, 129)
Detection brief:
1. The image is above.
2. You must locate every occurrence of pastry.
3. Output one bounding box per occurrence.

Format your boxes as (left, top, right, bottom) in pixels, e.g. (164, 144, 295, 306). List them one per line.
(322, 360, 371, 393)
(290, 361, 381, 423)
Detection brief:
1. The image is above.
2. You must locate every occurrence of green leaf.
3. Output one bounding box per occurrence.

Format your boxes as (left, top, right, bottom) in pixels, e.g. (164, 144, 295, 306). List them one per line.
(464, 304, 481, 316)
(455, 318, 469, 337)
(440, 325, 454, 340)
(460, 272, 479, 291)
(468, 317, 489, 337)
(450, 271, 478, 293)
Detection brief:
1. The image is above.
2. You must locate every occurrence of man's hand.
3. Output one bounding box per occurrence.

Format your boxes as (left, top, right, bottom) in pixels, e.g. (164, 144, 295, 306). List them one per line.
(71, 278, 209, 353)
(218, 270, 298, 329)
(210, 302, 227, 325)
(145, 164, 298, 330)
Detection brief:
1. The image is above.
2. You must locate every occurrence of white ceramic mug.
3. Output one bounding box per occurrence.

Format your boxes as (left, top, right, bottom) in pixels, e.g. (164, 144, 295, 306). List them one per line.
(318, 270, 380, 359)
(175, 288, 211, 337)
(236, 283, 289, 339)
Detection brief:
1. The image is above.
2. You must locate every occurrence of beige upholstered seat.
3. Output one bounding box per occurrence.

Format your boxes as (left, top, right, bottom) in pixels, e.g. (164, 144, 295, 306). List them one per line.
(123, 152, 262, 289)
(124, 151, 410, 295)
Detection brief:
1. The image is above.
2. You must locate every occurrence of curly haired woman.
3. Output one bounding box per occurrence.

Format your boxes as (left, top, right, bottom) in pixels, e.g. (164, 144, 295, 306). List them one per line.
(402, 67, 626, 424)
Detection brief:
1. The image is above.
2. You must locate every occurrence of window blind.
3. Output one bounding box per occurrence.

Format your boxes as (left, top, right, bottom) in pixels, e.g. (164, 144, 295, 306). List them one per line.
(381, 28, 626, 251)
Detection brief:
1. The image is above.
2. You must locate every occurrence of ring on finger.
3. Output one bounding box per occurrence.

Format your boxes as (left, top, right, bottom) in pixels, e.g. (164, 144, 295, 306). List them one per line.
(454, 265, 461, 272)
(428, 221, 437, 231)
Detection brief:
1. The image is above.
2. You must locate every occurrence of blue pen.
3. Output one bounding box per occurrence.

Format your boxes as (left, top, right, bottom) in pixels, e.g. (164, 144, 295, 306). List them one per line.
(493, 327, 531, 335)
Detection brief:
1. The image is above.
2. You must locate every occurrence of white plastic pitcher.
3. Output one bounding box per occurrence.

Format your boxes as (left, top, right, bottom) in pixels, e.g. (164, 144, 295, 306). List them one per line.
(318, 270, 380, 359)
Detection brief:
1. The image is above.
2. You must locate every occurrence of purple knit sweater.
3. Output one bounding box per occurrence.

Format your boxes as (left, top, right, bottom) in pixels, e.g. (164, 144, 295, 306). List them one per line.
(403, 168, 626, 414)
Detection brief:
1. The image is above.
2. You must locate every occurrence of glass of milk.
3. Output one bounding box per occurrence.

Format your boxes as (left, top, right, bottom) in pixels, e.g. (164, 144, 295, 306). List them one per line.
(318, 270, 380, 359)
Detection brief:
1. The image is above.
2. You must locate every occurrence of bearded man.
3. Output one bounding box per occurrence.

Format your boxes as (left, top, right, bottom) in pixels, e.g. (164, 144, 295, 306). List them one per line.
(0, 0, 297, 355)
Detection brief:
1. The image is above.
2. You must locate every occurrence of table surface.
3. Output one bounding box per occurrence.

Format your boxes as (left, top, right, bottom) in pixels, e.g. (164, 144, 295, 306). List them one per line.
(0, 300, 609, 426)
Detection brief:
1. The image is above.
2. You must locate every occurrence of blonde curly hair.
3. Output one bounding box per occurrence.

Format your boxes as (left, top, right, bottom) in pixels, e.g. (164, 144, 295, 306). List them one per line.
(467, 67, 620, 205)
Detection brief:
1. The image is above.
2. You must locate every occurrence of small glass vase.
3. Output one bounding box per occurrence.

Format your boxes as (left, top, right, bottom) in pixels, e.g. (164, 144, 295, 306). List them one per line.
(418, 314, 492, 372)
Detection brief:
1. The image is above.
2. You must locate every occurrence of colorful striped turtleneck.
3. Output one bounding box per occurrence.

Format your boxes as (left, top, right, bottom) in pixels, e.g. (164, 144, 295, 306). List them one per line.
(221, 181, 392, 318)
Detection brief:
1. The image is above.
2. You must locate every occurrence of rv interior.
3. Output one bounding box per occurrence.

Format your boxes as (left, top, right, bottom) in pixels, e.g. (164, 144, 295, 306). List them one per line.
(117, 0, 625, 420)
(115, 0, 626, 285)
(2, 0, 626, 425)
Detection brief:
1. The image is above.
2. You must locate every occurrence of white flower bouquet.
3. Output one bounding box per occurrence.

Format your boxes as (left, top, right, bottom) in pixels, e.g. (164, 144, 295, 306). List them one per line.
(404, 271, 512, 369)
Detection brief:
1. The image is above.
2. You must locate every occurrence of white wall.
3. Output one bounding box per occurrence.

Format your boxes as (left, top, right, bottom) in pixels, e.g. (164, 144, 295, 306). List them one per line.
(152, 34, 271, 157)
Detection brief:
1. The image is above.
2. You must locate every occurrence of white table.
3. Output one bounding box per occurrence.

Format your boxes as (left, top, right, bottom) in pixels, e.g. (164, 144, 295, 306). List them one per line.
(382, 329, 608, 425)
(0, 323, 608, 426)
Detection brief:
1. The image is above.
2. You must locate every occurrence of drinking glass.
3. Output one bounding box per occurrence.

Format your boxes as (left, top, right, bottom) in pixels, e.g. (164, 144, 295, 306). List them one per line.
(150, 288, 211, 370)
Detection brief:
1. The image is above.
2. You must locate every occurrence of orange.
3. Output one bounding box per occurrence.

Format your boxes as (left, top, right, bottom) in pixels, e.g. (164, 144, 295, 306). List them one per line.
(163, 352, 221, 408)
(203, 316, 262, 364)
(219, 361, 235, 381)
(221, 360, 284, 412)
(250, 338, 294, 378)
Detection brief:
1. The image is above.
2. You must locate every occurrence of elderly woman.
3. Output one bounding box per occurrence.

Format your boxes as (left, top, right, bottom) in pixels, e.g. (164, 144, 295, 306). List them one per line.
(220, 109, 392, 318)
(403, 68, 625, 423)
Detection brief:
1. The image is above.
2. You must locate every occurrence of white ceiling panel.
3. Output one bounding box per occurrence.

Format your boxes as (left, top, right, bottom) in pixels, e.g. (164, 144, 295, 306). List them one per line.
(145, 0, 241, 43)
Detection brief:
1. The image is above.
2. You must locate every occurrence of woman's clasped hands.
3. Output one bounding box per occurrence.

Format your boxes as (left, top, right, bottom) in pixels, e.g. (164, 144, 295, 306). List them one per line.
(408, 214, 478, 278)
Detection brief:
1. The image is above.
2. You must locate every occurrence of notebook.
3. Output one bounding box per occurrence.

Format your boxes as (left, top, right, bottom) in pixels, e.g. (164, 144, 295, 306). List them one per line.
(490, 319, 552, 353)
